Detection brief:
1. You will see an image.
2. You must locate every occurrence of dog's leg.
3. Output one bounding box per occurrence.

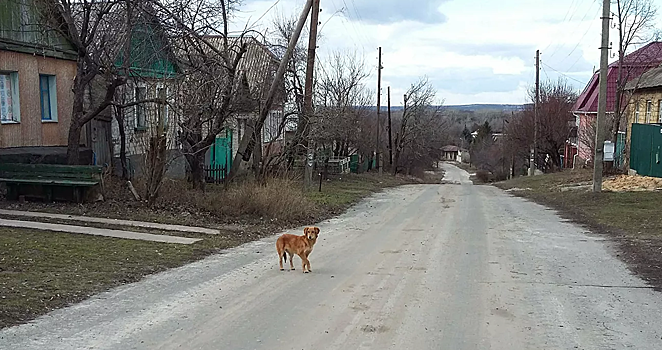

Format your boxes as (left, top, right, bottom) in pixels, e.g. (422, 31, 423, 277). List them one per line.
(301, 256, 310, 273)
(289, 252, 295, 271)
(304, 252, 312, 273)
(278, 250, 284, 271)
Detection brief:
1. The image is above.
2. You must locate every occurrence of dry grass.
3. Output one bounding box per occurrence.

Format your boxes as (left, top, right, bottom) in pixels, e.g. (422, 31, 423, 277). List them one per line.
(193, 178, 320, 223)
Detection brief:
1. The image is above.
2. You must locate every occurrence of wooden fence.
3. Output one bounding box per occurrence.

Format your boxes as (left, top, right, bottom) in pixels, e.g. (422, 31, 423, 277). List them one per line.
(204, 164, 227, 184)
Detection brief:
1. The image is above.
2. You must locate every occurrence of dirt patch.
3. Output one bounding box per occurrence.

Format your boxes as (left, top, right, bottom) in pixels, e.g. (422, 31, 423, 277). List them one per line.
(603, 175, 662, 192)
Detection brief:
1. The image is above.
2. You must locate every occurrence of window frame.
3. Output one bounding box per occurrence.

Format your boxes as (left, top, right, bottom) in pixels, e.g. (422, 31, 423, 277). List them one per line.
(0, 71, 21, 124)
(39, 74, 58, 122)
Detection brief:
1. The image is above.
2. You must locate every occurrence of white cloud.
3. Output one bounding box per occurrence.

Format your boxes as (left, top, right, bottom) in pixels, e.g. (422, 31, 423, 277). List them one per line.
(233, 0, 662, 105)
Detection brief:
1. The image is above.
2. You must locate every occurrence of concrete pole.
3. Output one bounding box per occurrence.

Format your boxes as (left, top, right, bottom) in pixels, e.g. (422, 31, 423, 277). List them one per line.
(593, 0, 611, 192)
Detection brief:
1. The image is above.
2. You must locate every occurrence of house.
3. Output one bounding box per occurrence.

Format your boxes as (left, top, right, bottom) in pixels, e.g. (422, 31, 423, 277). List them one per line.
(624, 65, 662, 176)
(200, 36, 285, 176)
(572, 42, 662, 166)
(102, 7, 182, 177)
(441, 145, 460, 161)
(440, 145, 469, 163)
(0, 0, 89, 163)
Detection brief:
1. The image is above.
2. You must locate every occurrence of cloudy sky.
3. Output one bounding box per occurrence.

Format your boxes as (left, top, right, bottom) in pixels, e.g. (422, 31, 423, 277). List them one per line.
(230, 0, 662, 106)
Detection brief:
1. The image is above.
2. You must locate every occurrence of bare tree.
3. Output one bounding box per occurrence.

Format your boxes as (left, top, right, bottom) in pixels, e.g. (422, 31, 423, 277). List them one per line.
(152, 0, 254, 189)
(611, 0, 658, 144)
(314, 51, 371, 155)
(392, 78, 447, 176)
(506, 79, 577, 172)
(37, 0, 138, 164)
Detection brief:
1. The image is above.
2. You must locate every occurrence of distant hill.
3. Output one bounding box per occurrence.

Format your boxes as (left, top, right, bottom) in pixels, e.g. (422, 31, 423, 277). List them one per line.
(379, 104, 526, 112)
(444, 104, 526, 112)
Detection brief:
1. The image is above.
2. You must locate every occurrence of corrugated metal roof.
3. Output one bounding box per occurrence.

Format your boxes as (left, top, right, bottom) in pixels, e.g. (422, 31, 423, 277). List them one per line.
(0, 0, 77, 60)
(178, 35, 283, 106)
(573, 42, 662, 114)
(625, 64, 662, 90)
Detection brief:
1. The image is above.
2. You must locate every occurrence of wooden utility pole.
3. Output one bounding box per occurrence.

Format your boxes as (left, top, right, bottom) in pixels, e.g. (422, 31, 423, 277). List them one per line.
(387, 86, 393, 165)
(228, 0, 313, 181)
(593, 0, 611, 192)
(533, 49, 540, 176)
(303, 0, 321, 188)
(376, 47, 383, 174)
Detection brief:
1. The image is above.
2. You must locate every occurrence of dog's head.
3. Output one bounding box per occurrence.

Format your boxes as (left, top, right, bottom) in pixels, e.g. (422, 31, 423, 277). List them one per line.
(304, 226, 320, 240)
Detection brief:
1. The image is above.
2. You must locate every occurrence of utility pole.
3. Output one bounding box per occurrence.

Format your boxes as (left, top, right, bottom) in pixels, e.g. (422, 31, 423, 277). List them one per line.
(228, 0, 313, 181)
(387, 86, 393, 165)
(593, 0, 611, 192)
(303, 0, 321, 188)
(532, 49, 540, 176)
(376, 47, 383, 174)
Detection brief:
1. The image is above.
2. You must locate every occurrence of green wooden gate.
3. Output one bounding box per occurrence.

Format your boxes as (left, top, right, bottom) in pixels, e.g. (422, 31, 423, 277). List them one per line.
(210, 129, 232, 179)
(630, 123, 662, 178)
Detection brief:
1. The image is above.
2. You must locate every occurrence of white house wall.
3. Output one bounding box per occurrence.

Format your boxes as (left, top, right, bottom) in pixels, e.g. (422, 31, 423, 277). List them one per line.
(110, 80, 179, 159)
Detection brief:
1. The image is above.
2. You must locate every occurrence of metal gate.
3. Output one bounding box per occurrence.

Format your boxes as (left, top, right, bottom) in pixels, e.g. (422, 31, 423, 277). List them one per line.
(630, 123, 662, 178)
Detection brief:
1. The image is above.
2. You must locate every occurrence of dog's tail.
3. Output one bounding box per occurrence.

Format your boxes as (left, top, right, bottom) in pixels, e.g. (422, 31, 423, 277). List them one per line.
(283, 251, 287, 263)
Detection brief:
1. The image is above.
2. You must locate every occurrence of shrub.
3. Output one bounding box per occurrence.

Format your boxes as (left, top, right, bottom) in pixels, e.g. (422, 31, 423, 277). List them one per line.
(475, 170, 491, 183)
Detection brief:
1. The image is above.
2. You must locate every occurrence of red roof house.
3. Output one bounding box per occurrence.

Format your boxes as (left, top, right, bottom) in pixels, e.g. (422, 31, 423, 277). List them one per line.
(572, 42, 662, 162)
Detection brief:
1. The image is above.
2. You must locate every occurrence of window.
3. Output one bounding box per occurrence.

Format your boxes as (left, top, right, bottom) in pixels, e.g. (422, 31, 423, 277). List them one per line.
(646, 100, 652, 123)
(658, 100, 662, 123)
(39, 75, 57, 122)
(0, 72, 20, 123)
(135, 86, 147, 130)
(635, 100, 640, 122)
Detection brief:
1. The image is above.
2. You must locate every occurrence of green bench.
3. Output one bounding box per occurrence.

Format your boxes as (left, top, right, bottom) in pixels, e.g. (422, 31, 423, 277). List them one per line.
(0, 163, 103, 202)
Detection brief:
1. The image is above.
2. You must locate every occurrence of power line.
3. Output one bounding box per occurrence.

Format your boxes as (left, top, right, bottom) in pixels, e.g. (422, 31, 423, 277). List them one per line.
(541, 62, 587, 84)
(247, 0, 282, 29)
(548, 0, 599, 60)
(557, 4, 602, 65)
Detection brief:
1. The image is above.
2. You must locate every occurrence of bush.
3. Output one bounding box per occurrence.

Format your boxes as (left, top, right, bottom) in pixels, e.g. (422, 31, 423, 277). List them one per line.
(475, 170, 491, 183)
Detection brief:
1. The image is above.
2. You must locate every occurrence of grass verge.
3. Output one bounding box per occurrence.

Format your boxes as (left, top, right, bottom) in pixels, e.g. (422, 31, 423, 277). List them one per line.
(0, 226, 261, 329)
(495, 170, 662, 291)
(0, 172, 415, 328)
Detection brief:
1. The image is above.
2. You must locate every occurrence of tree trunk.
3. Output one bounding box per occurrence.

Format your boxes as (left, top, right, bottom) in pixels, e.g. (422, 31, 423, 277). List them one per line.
(252, 120, 263, 178)
(146, 135, 167, 206)
(66, 118, 83, 165)
(186, 152, 206, 191)
(115, 110, 129, 180)
(392, 134, 401, 176)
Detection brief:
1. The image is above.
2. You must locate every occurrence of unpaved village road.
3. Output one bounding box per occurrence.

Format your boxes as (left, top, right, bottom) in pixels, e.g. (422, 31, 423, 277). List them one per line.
(2, 163, 662, 350)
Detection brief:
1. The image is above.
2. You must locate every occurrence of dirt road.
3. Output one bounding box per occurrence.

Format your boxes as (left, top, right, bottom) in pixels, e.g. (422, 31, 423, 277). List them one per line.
(2, 163, 661, 350)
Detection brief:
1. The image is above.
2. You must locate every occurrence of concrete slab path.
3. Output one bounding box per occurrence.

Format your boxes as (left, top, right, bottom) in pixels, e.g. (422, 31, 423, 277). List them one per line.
(0, 218, 202, 244)
(0, 209, 220, 235)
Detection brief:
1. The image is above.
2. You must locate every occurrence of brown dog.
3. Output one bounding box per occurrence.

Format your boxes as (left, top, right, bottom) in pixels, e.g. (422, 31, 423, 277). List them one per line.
(276, 227, 320, 273)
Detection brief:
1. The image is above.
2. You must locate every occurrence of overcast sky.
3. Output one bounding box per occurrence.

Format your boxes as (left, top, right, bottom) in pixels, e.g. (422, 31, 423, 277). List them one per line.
(230, 0, 662, 106)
